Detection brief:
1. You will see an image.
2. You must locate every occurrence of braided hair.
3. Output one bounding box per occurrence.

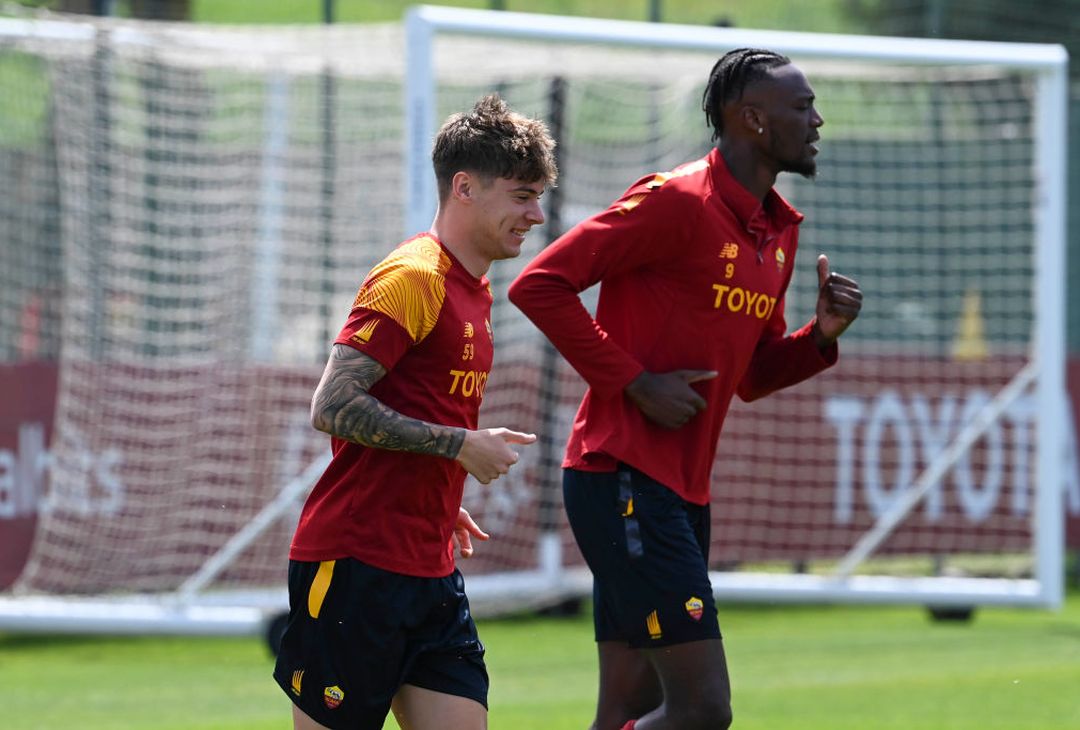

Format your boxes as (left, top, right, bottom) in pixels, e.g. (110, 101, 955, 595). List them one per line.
(702, 48, 791, 141)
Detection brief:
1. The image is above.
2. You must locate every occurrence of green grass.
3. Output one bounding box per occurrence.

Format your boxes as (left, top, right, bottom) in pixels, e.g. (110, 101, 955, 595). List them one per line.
(5, 0, 873, 34)
(0, 52, 49, 149)
(6, 1, 878, 35)
(185, 0, 867, 34)
(3, 592, 1079, 730)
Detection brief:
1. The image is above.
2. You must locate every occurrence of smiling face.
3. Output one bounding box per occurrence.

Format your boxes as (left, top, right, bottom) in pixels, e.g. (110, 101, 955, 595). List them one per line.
(466, 174, 546, 263)
(744, 63, 824, 178)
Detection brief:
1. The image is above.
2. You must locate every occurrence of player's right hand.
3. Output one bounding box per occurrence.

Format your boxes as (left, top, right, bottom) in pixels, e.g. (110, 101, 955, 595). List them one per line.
(456, 427, 537, 484)
(453, 507, 490, 558)
(625, 369, 717, 429)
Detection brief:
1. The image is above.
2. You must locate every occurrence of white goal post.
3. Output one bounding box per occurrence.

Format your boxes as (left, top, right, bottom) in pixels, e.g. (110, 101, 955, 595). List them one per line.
(0, 6, 1068, 638)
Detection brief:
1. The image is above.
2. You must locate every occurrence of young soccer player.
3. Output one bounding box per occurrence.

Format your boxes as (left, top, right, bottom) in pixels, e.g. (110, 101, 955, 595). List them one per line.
(273, 94, 558, 730)
(509, 49, 863, 730)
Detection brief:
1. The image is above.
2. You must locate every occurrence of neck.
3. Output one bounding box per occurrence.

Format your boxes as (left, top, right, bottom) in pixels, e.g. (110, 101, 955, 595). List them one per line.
(429, 213, 489, 279)
(718, 142, 777, 202)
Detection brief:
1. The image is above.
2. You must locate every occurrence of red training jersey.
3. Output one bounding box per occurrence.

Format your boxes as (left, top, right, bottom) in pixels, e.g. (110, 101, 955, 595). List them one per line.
(508, 148, 836, 505)
(290, 234, 494, 577)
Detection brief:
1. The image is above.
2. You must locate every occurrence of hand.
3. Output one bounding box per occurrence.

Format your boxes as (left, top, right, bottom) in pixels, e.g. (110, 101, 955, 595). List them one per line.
(453, 507, 489, 559)
(813, 254, 862, 347)
(625, 369, 717, 429)
(455, 427, 537, 484)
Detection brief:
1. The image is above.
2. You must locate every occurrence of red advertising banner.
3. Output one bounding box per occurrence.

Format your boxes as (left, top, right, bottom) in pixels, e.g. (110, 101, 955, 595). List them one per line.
(704, 356, 1074, 561)
(2, 358, 1079, 591)
(0, 362, 325, 592)
(0, 363, 56, 589)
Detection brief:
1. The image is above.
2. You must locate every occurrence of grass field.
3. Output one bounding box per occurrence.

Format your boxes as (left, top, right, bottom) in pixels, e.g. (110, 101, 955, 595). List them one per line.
(0, 0, 866, 34)
(3, 592, 1079, 730)
(8, 1, 876, 33)
(185, 0, 866, 34)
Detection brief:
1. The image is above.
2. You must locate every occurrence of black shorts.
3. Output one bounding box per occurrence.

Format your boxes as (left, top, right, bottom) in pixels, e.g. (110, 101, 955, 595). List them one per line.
(272, 557, 488, 730)
(563, 465, 720, 649)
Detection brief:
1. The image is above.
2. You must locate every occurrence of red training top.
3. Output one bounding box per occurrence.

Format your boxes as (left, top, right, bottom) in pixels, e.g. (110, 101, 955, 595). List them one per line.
(290, 234, 494, 577)
(508, 148, 836, 505)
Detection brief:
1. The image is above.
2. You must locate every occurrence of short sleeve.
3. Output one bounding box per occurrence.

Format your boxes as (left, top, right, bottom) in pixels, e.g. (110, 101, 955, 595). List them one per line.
(334, 308, 413, 371)
(333, 237, 450, 370)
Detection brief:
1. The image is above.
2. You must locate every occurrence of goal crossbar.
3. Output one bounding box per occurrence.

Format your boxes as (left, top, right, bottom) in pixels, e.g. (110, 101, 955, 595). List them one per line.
(404, 5, 1069, 232)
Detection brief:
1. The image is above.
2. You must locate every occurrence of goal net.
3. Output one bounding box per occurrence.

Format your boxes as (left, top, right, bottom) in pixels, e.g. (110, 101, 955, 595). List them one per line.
(0, 6, 1067, 634)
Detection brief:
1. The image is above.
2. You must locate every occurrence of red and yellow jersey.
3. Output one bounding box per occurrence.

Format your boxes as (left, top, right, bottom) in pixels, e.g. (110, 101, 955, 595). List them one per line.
(509, 148, 836, 505)
(290, 233, 494, 577)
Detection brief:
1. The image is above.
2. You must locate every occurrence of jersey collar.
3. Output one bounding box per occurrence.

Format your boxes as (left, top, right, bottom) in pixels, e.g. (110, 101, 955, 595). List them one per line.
(708, 147, 804, 233)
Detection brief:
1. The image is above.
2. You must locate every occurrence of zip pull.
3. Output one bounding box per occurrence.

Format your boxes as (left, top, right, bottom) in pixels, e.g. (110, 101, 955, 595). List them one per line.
(756, 234, 776, 264)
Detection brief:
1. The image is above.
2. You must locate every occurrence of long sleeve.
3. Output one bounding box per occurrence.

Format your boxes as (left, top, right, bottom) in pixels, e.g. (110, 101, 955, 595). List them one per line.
(737, 311, 837, 402)
(509, 179, 701, 400)
(510, 149, 829, 503)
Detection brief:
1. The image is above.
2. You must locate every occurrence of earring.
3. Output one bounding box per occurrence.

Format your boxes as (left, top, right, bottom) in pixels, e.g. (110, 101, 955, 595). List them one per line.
(757, 127, 764, 134)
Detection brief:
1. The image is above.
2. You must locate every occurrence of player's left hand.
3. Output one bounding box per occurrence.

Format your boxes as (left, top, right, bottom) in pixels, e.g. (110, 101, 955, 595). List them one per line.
(813, 254, 862, 347)
(453, 507, 490, 559)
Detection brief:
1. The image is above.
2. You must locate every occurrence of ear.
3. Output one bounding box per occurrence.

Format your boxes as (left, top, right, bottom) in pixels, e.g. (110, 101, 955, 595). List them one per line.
(451, 171, 473, 203)
(740, 105, 765, 136)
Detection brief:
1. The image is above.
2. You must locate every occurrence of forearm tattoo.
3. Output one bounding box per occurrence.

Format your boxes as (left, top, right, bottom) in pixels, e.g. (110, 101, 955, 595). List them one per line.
(311, 344, 465, 459)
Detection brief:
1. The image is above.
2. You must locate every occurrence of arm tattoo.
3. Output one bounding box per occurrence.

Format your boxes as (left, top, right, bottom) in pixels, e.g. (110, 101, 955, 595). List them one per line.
(311, 344, 465, 459)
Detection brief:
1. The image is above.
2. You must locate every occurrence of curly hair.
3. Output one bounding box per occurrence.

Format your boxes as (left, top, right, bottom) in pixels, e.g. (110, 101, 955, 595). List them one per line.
(432, 94, 558, 201)
(702, 48, 791, 141)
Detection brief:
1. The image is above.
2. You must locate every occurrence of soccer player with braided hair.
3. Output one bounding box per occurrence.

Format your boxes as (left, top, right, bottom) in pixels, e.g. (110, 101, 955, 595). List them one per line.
(510, 49, 862, 729)
(274, 94, 557, 730)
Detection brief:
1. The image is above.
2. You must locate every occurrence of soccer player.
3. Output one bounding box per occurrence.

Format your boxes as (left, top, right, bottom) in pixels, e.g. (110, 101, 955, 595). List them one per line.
(273, 94, 558, 730)
(508, 49, 862, 730)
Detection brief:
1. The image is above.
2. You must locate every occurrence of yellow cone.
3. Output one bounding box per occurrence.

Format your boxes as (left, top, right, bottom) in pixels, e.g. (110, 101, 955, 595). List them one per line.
(952, 289, 988, 360)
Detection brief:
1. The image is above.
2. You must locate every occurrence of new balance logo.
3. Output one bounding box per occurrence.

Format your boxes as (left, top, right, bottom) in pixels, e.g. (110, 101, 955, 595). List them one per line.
(291, 669, 304, 697)
(349, 320, 378, 344)
(616, 193, 648, 215)
(646, 610, 662, 640)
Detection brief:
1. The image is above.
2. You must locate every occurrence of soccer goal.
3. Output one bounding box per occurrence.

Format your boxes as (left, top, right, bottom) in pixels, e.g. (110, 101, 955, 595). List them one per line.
(401, 6, 1069, 611)
(0, 6, 1067, 637)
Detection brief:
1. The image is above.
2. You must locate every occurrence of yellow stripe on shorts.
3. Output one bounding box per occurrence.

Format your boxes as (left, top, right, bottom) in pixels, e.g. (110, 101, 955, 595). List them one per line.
(307, 560, 335, 619)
